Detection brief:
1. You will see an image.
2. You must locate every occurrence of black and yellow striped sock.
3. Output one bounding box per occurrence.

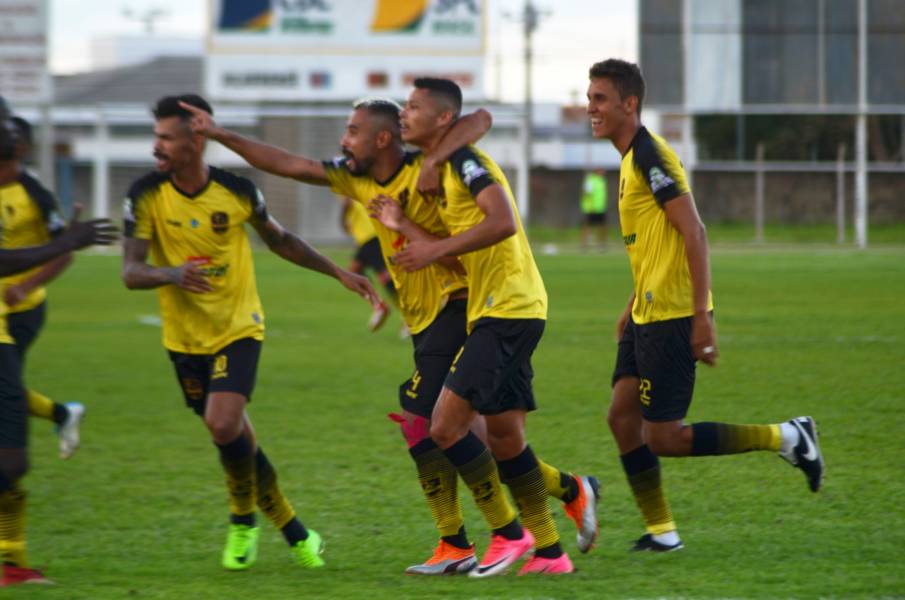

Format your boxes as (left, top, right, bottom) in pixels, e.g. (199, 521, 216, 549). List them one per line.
(691, 422, 781, 456)
(255, 449, 309, 545)
(499, 446, 562, 558)
(215, 434, 256, 519)
(410, 438, 467, 546)
(254, 448, 297, 527)
(0, 486, 27, 567)
(443, 432, 517, 532)
(621, 445, 676, 535)
(537, 459, 579, 503)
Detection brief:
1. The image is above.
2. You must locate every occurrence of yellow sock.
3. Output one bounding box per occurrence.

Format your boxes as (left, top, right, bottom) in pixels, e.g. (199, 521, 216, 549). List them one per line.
(0, 487, 27, 567)
(27, 390, 55, 421)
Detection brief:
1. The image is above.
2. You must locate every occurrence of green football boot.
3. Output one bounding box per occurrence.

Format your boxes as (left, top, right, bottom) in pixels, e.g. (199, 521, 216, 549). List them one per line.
(222, 524, 259, 570)
(291, 529, 325, 568)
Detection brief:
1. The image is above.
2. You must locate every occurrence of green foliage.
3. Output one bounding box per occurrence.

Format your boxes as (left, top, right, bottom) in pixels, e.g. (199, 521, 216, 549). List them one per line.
(18, 247, 905, 598)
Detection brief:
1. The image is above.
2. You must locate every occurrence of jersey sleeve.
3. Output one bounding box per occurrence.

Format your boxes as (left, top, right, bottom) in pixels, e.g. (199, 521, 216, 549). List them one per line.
(322, 157, 359, 199)
(123, 173, 161, 239)
(631, 132, 690, 205)
(19, 172, 65, 237)
(448, 146, 497, 198)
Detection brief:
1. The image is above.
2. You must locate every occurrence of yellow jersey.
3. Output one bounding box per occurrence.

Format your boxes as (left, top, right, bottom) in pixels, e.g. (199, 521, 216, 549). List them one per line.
(323, 151, 467, 335)
(124, 167, 267, 354)
(0, 171, 67, 313)
(618, 126, 713, 324)
(341, 197, 378, 247)
(438, 146, 547, 328)
(0, 309, 10, 345)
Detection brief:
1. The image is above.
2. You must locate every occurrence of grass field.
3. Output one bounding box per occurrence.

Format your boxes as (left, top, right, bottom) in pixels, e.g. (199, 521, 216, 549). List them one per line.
(13, 242, 905, 599)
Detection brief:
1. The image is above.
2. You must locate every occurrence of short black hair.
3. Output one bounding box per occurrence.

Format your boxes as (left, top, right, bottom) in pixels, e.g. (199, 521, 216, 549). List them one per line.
(413, 77, 462, 118)
(589, 59, 645, 114)
(10, 116, 31, 147)
(152, 94, 213, 121)
(353, 97, 402, 138)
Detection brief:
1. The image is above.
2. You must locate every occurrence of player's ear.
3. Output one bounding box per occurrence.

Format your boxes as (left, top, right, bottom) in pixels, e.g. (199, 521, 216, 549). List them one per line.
(624, 95, 639, 115)
(375, 129, 392, 149)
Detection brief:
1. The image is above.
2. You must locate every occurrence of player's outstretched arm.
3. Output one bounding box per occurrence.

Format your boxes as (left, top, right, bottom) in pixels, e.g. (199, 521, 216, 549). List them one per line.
(0, 213, 117, 277)
(663, 193, 717, 365)
(121, 238, 212, 293)
(418, 109, 493, 196)
(393, 184, 516, 271)
(252, 216, 380, 306)
(178, 101, 328, 185)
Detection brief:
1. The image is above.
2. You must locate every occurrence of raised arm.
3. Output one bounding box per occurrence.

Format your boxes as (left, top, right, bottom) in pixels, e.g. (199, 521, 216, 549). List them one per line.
(663, 193, 717, 365)
(179, 101, 328, 185)
(251, 215, 380, 306)
(418, 109, 493, 196)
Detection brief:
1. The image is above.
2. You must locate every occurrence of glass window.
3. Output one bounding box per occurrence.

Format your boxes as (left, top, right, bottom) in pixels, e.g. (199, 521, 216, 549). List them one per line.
(640, 0, 684, 106)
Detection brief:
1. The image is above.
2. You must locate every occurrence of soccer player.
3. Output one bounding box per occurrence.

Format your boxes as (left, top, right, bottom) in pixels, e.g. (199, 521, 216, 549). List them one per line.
(180, 97, 596, 575)
(376, 77, 587, 576)
(2, 115, 85, 459)
(586, 59, 825, 552)
(0, 107, 119, 587)
(121, 94, 379, 571)
(337, 196, 397, 332)
(580, 168, 608, 250)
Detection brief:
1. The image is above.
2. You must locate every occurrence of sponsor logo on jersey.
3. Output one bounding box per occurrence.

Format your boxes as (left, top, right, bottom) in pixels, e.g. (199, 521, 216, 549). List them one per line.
(211, 211, 230, 233)
(648, 167, 675, 193)
(461, 159, 488, 186)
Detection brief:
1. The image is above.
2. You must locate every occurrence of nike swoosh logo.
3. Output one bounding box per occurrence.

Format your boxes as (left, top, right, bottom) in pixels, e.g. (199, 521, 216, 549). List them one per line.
(794, 420, 819, 461)
(476, 555, 512, 574)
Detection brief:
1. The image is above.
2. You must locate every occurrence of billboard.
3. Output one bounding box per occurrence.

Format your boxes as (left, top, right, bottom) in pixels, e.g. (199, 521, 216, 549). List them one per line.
(206, 0, 485, 101)
(0, 0, 51, 104)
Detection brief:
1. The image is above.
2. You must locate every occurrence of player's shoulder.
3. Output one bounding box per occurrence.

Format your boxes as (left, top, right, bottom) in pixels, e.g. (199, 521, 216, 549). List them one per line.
(630, 127, 680, 170)
(447, 145, 496, 189)
(127, 170, 169, 202)
(16, 169, 55, 207)
(209, 166, 258, 199)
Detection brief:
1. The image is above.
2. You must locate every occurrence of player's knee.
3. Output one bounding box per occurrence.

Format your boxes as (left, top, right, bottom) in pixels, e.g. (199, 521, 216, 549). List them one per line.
(429, 420, 460, 449)
(204, 415, 242, 444)
(645, 431, 680, 456)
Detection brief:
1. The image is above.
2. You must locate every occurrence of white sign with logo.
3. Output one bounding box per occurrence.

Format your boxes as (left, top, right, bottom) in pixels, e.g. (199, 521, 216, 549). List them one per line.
(0, 0, 51, 104)
(206, 0, 485, 101)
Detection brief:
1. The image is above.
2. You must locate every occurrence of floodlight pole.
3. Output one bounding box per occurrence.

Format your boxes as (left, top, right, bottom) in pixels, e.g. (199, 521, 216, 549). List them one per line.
(855, 0, 868, 249)
(518, 0, 540, 221)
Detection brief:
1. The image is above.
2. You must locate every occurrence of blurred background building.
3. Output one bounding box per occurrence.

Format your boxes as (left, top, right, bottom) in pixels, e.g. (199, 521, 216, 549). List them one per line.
(3, 0, 903, 245)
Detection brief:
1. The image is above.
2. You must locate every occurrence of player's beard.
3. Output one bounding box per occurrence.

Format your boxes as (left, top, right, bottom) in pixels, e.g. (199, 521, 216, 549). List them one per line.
(153, 150, 172, 174)
(343, 150, 373, 175)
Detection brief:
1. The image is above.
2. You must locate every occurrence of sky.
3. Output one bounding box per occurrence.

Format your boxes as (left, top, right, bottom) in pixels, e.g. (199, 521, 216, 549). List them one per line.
(49, 0, 638, 104)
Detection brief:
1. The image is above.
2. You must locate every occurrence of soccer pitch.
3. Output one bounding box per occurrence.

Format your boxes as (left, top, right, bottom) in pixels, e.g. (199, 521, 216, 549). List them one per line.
(19, 245, 905, 599)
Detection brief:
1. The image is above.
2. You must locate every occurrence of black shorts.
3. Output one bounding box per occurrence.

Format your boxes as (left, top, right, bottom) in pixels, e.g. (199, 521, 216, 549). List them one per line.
(444, 317, 544, 416)
(584, 212, 606, 225)
(6, 301, 46, 359)
(0, 343, 27, 448)
(354, 237, 387, 274)
(168, 338, 262, 417)
(612, 316, 696, 422)
(399, 299, 468, 418)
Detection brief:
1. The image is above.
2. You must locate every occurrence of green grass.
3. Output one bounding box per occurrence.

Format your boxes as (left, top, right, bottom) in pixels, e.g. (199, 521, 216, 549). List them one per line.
(14, 245, 905, 599)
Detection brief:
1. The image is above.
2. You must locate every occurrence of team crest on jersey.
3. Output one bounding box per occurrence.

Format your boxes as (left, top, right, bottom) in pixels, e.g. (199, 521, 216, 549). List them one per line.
(5, 205, 14, 217)
(461, 159, 488, 186)
(648, 167, 675, 193)
(211, 211, 229, 233)
(398, 189, 410, 210)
